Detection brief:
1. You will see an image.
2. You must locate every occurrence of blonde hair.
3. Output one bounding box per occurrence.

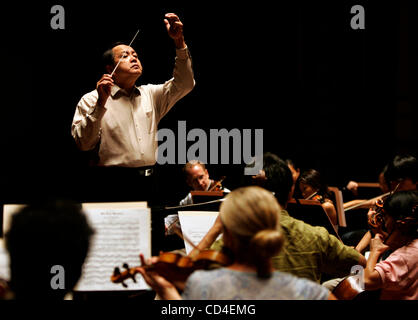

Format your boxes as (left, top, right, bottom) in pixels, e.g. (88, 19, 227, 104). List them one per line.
(220, 186, 284, 278)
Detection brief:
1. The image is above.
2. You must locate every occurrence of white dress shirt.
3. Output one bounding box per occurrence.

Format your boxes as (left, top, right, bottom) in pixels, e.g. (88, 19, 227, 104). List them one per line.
(71, 47, 194, 167)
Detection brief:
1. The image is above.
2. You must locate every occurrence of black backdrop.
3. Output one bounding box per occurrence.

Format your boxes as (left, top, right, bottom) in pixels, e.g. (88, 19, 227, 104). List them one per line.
(0, 0, 416, 205)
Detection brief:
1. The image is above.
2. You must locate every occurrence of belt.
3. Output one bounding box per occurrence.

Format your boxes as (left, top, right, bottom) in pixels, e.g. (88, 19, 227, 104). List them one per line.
(137, 167, 153, 176)
(97, 165, 154, 177)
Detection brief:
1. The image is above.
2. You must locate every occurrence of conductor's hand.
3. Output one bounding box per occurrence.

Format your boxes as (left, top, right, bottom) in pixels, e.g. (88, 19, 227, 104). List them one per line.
(164, 13, 186, 49)
(96, 74, 114, 107)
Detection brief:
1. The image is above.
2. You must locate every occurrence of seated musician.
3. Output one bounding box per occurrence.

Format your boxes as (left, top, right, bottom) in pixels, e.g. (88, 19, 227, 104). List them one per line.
(298, 169, 338, 227)
(138, 186, 336, 300)
(355, 154, 417, 253)
(192, 153, 366, 284)
(363, 190, 418, 300)
(3, 200, 94, 300)
(179, 160, 230, 206)
(164, 160, 230, 237)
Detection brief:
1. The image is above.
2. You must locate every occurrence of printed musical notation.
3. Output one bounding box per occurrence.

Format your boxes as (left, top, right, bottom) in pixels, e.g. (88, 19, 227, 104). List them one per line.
(178, 211, 219, 255)
(75, 205, 151, 291)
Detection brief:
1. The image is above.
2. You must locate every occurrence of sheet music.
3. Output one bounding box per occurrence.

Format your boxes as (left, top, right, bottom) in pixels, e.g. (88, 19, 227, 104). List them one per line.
(178, 211, 219, 255)
(75, 206, 151, 291)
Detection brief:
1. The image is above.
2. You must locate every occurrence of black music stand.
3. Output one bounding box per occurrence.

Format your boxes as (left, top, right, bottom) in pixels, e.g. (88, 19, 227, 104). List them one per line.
(191, 191, 224, 206)
(287, 199, 341, 240)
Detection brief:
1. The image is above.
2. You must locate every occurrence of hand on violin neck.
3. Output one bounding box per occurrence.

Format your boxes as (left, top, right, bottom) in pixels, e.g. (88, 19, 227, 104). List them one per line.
(139, 253, 159, 266)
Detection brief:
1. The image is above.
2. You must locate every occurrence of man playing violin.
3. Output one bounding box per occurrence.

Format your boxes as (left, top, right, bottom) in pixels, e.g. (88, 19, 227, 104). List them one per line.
(179, 160, 230, 206)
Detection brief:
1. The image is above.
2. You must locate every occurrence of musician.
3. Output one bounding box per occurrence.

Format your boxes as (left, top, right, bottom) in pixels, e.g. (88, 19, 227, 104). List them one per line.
(163, 160, 230, 238)
(251, 154, 299, 191)
(179, 160, 230, 206)
(138, 186, 336, 300)
(355, 154, 417, 253)
(340, 166, 390, 247)
(3, 200, 94, 300)
(298, 169, 338, 227)
(363, 190, 418, 299)
(384, 154, 417, 191)
(71, 13, 195, 202)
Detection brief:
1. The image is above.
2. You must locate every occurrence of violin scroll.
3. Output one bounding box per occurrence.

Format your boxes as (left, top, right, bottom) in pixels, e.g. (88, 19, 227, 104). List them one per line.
(111, 263, 139, 288)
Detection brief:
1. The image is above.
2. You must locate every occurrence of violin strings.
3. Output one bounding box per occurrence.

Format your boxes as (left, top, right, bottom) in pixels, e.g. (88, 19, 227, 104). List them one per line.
(110, 29, 140, 77)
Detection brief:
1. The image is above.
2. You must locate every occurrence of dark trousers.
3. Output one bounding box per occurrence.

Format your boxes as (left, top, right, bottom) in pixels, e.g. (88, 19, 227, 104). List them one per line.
(83, 166, 157, 205)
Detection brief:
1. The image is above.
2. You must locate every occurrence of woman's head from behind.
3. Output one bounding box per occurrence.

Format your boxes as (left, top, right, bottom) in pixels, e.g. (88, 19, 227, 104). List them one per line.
(219, 186, 284, 278)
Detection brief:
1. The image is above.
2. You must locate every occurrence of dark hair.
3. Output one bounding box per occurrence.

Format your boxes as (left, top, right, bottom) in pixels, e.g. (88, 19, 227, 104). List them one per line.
(102, 41, 127, 70)
(380, 164, 389, 190)
(384, 154, 417, 184)
(299, 169, 331, 200)
(383, 190, 418, 238)
(262, 153, 294, 207)
(384, 190, 418, 220)
(5, 200, 94, 300)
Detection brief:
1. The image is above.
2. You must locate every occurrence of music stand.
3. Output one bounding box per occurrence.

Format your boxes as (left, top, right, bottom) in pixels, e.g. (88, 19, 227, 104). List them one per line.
(287, 199, 342, 241)
(191, 191, 224, 204)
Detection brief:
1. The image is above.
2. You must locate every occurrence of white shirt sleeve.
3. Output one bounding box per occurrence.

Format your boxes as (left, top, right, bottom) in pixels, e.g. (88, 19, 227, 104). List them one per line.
(179, 193, 193, 206)
(150, 46, 195, 122)
(71, 90, 107, 151)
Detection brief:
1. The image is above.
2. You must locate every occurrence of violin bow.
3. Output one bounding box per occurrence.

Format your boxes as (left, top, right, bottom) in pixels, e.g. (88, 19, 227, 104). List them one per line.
(110, 29, 140, 77)
(305, 191, 318, 200)
(208, 176, 226, 191)
(344, 182, 401, 212)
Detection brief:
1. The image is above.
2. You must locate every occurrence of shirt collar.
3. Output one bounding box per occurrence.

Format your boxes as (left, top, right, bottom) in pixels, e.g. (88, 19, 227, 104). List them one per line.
(110, 84, 141, 98)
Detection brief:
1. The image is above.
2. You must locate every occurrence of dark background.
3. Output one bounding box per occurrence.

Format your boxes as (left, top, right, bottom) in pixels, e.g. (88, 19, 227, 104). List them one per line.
(0, 0, 416, 205)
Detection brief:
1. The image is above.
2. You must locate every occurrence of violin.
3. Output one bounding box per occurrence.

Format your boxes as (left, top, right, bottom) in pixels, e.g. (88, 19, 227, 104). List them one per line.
(367, 197, 388, 238)
(304, 191, 325, 203)
(311, 193, 325, 204)
(208, 176, 226, 192)
(111, 249, 230, 288)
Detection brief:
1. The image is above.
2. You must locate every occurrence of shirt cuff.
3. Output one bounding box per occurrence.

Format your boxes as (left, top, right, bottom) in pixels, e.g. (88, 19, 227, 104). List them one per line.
(176, 46, 190, 60)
